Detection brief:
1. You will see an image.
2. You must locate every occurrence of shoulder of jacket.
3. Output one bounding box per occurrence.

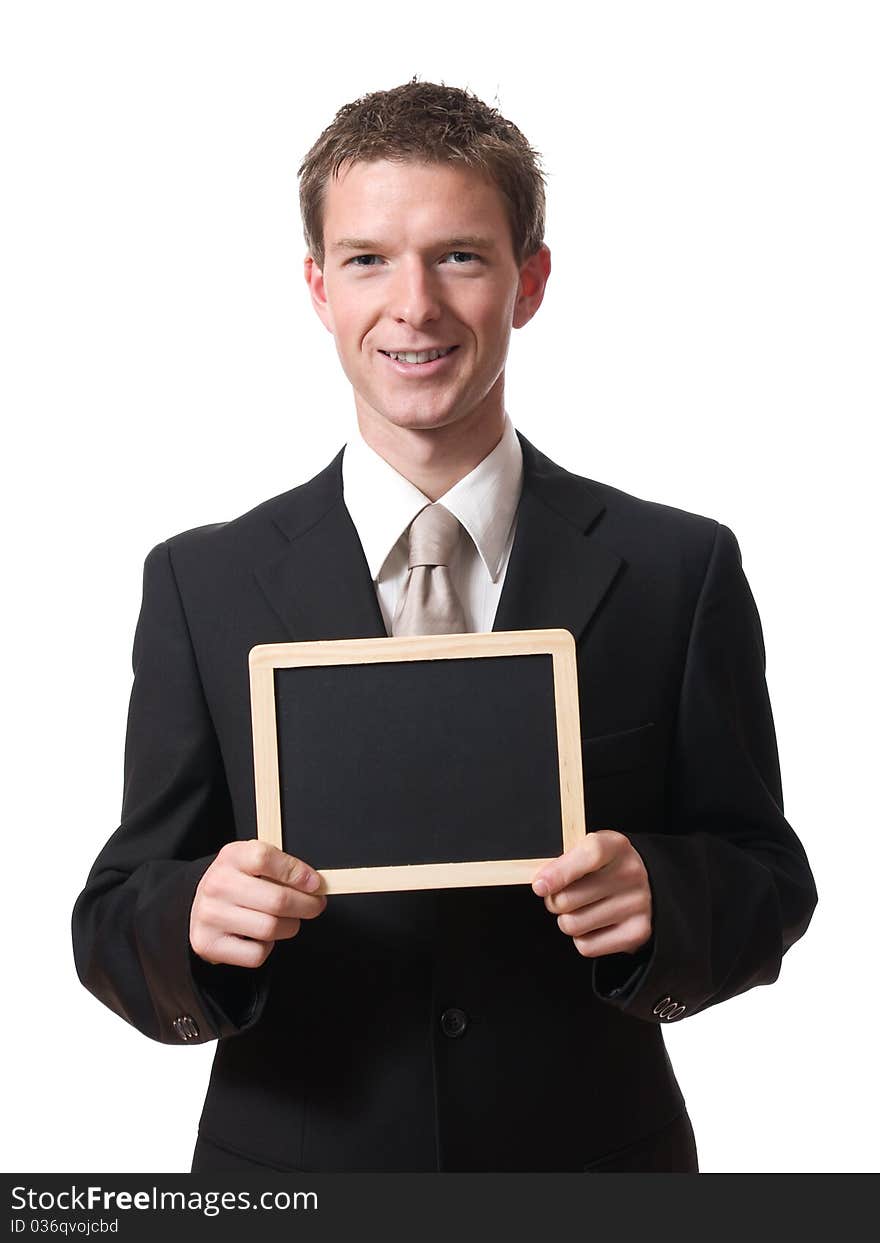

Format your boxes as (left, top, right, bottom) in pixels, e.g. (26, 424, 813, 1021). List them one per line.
(153, 474, 328, 562)
(572, 472, 722, 547)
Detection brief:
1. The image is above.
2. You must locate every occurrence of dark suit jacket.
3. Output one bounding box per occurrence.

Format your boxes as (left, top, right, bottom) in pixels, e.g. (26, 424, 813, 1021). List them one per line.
(71, 432, 817, 1172)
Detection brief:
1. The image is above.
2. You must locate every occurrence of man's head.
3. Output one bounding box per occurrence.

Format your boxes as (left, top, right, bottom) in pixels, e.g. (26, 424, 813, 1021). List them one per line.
(298, 79, 551, 446)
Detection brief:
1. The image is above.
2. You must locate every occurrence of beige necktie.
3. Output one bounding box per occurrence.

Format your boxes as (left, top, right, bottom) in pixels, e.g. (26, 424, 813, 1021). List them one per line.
(391, 503, 469, 636)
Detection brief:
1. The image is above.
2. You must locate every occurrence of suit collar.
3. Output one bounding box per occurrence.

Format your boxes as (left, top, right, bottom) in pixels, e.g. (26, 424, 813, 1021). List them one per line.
(341, 413, 523, 585)
(254, 431, 622, 644)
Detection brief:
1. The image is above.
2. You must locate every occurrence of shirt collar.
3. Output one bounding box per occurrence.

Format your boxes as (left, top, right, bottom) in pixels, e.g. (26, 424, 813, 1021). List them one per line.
(341, 413, 523, 583)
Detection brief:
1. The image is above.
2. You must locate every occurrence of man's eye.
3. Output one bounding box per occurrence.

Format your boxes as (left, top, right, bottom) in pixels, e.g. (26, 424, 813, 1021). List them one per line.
(347, 251, 481, 268)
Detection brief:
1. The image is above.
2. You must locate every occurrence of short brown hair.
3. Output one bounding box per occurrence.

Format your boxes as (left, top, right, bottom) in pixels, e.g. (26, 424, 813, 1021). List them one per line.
(297, 77, 547, 270)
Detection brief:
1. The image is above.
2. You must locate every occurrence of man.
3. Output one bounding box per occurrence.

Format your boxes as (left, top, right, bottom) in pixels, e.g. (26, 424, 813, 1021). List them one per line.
(72, 79, 818, 1173)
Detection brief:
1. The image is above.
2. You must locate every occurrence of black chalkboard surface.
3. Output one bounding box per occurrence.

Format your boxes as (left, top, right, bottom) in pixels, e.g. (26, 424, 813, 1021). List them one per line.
(249, 629, 585, 894)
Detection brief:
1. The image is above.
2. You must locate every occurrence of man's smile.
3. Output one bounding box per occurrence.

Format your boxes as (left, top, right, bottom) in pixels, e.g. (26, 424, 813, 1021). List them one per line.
(378, 345, 461, 374)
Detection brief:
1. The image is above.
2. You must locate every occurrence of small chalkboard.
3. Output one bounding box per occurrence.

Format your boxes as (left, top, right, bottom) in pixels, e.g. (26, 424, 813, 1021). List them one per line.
(248, 629, 586, 894)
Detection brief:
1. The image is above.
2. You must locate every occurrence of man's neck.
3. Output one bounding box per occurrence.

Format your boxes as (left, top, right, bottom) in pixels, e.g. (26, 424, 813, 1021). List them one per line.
(354, 405, 507, 501)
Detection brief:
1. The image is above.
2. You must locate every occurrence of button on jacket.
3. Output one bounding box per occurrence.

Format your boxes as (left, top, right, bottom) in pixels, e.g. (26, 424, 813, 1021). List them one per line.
(71, 430, 818, 1172)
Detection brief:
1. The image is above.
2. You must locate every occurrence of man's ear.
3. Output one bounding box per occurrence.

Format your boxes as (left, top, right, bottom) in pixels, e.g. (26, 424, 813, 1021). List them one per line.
(304, 254, 335, 334)
(512, 243, 552, 330)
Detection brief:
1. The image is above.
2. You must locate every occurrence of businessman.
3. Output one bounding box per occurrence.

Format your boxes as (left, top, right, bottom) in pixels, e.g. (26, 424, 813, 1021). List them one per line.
(72, 79, 818, 1173)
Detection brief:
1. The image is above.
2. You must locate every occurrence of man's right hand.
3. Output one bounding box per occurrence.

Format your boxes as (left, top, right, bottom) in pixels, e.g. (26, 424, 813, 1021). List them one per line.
(190, 840, 327, 968)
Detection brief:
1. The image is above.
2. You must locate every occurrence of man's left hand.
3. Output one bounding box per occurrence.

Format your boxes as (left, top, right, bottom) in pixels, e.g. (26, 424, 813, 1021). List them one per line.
(532, 830, 653, 958)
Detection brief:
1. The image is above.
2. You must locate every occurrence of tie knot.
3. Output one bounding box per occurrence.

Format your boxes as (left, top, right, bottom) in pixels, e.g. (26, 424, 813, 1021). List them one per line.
(407, 503, 462, 568)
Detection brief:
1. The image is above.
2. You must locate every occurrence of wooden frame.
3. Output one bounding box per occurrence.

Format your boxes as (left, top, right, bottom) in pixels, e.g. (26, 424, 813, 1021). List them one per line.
(248, 628, 586, 894)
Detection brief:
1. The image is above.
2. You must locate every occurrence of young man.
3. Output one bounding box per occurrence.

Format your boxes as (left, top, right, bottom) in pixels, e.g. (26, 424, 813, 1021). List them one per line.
(72, 80, 817, 1173)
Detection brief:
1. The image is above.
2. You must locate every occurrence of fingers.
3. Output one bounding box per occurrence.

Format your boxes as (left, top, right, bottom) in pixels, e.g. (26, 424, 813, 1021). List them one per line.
(207, 902, 303, 944)
(201, 934, 276, 970)
(218, 839, 322, 892)
(553, 891, 645, 938)
(531, 831, 653, 961)
(190, 918, 277, 967)
(572, 914, 654, 959)
(190, 840, 328, 968)
(531, 830, 622, 897)
(205, 869, 327, 921)
(541, 872, 610, 915)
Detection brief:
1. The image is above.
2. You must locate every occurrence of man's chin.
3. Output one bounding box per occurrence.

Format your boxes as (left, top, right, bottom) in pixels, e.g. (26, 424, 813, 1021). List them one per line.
(357, 402, 467, 434)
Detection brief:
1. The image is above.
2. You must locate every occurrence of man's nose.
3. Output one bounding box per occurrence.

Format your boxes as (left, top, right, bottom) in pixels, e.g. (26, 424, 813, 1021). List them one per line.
(388, 258, 442, 325)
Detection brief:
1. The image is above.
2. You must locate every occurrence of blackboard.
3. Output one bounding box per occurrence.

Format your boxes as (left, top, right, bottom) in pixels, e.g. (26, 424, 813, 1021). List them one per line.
(249, 629, 585, 894)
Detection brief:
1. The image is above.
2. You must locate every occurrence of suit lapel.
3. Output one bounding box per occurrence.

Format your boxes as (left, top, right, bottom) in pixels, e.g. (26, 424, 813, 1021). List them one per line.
(254, 449, 388, 641)
(253, 432, 623, 645)
(493, 433, 623, 643)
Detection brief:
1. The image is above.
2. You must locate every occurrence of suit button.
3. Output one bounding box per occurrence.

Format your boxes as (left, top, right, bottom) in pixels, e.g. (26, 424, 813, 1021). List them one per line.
(652, 996, 686, 1021)
(172, 1014, 200, 1041)
(440, 1008, 468, 1039)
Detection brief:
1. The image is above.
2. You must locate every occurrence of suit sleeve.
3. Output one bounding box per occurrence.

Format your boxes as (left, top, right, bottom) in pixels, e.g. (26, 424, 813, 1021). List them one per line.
(591, 522, 818, 1021)
(71, 540, 274, 1044)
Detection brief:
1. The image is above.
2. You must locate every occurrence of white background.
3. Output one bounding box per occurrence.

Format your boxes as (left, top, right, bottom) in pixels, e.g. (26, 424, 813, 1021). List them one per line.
(2, 1, 877, 1174)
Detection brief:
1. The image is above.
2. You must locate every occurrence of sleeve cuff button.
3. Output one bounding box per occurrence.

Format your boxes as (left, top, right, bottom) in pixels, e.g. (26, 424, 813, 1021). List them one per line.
(652, 996, 687, 1021)
(172, 1014, 200, 1041)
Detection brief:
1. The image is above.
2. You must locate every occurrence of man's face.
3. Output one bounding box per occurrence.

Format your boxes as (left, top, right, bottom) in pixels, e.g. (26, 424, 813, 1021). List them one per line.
(304, 158, 549, 437)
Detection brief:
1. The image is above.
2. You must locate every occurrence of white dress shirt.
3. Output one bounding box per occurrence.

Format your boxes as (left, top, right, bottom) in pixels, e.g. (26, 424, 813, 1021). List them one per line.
(341, 413, 524, 635)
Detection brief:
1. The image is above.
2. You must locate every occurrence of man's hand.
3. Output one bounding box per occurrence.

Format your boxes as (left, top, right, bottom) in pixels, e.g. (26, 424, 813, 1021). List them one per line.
(531, 830, 653, 958)
(190, 840, 327, 969)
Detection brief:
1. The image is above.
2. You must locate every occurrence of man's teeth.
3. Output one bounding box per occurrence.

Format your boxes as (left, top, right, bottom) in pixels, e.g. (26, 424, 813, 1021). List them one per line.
(384, 347, 455, 364)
